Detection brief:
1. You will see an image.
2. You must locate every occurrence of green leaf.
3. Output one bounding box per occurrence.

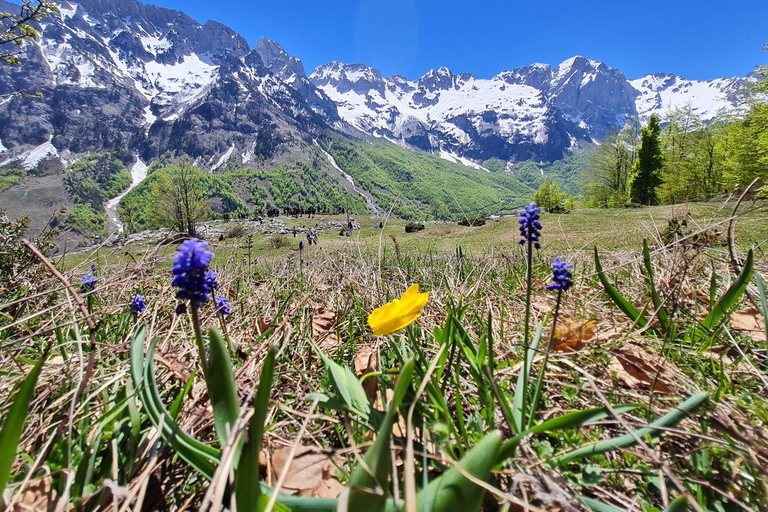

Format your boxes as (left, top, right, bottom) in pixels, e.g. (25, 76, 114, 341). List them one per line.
(207, 328, 241, 448)
(512, 323, 543, 433)
(169, 369, 196, 421)
(663, 496, 689, 512)
(580, 497, 626, 512)
(594, 248, 657, 335)
(755, 271, 768, 344)
(697, 250, 754, 335)
(236, 346, 276, 512)
(415, 430, 501, 512)
(554, 392, 709, 466)
(130, 325, 220, 479)
(497, 404, 639, 463)
(0, 351, 47, 497)
(642, 239, 670, 332)
(310, 340, 371, 419)
(344, 360, 415, 512)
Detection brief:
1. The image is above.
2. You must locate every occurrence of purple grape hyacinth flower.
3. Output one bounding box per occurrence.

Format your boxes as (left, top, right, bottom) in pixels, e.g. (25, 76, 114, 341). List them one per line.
(518, 201, 542, 250)
(205, 269, 219, 291)
(171, 238, 215, 306)
(130, 294, 146, 316)
(81, 272, 97, 292)
(215, 295, 231, 316)
(547, 257, 574, 292)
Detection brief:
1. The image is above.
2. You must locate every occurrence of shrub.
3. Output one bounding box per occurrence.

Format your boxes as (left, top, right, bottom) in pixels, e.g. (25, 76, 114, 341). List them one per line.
(268, 235, 291, 249)
(458, 216, 486, 227)
(404, 222, 426, 233)
(223, 223, 249, 239)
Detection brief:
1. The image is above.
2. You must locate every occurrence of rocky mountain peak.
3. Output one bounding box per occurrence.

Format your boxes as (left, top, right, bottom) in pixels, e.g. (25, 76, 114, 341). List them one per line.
(254, 38, 306, 81)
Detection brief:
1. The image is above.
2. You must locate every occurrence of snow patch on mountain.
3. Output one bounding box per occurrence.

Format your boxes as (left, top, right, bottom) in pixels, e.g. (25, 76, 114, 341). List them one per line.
(144, 53, 218, 111)
(439, 150, 490, 172)
(211, 145, 235, 172)
(311, 63, 549, 147)
(629, 74, 739, 122)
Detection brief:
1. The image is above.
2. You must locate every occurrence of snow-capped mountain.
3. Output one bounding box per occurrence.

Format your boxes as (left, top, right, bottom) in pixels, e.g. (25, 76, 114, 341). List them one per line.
(0, 0, 747, 172)
(309, 56, 744, 163)
(0, 0, 336, 170)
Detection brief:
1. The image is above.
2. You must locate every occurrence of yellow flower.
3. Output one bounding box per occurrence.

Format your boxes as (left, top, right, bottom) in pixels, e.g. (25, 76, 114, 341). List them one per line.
(368, 284, 429, 336)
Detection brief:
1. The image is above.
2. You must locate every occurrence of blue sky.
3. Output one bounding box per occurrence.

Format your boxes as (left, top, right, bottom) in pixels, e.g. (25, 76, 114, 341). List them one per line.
(153, 0, 767, 81)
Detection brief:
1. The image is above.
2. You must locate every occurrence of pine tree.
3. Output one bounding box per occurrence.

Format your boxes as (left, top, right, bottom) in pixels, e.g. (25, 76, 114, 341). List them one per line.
(630, 114, 664, 206)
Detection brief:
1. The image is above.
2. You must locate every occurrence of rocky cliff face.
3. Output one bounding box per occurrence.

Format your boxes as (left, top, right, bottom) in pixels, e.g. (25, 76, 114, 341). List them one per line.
(0, 0, 331, 171)
(0, 0, 747, 173)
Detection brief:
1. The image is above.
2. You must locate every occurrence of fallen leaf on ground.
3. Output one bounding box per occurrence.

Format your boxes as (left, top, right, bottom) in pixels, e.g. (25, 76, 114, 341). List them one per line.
(551, 317, 597, 352)
(270, 446, 344, 498)
(257, 317, 272, 334)
(730, 307, 767, 342)
(354, 345, 378, 404)
(609, 348, 675, 394)
(312, 307, 339, 350)
(12, 475, 58, 512)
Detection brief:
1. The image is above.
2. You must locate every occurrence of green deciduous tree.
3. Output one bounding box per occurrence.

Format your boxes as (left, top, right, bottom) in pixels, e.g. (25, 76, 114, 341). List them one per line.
(720, 59, 768, 190)
(148, 161, 210, 237)
(531, 179, 572, 213)
(581, 119, 639, 207)
(659, 105, 727, 203)
(629, 114, 664, 206)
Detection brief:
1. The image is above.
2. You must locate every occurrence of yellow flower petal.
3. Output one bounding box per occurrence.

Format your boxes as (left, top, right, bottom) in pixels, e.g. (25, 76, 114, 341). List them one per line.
(368, 284, 429, 336)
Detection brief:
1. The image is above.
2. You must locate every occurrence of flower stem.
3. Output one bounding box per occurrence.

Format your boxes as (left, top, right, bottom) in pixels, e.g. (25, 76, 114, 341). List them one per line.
(520, 240, 534, 429)
(528, 288, 563, 428)
(190, 304, 209, 380)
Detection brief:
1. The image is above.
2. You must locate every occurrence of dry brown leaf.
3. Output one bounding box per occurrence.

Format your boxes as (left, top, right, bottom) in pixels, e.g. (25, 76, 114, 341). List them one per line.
(270, 446, 344, 498)
(12, 476, 58, 512)
(373, 387, 407, 438)
(731, 307, 766, 342)
(312, 307, 339, 350)
(551, 317, 596, 352)
(609, 348, 675, 394)
(154, 352, 190, 383)
(354, 346, 378, 404)
(257, 317, 272, 334)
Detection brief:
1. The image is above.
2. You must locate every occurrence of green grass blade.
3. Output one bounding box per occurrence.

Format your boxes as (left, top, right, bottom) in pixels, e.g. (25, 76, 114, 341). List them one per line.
(642, 239, 670, 332)
(169, 368, 196, 421)
(415, 431, 501, 512)
(497, 404, 640, 463)
(699, 249, 754, 332)
(345, 360, 415, 512)
(207, 327, 241, 448)
(236, 345, 276, 512)
(594, 248, 655, 334)
(0, 351, 47, 497)
(554, 392, 709, 466)
(511, 323, 543, 434)
(756, 271, 768, 344)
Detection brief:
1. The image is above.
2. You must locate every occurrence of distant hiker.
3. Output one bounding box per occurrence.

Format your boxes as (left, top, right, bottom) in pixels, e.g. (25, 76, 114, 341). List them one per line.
(293, 227, 297, 238)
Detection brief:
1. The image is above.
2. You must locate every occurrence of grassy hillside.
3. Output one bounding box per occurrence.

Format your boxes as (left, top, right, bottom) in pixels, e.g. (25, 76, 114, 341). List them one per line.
(318, 133, 535, 220)
(487, 146, 594, 198)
